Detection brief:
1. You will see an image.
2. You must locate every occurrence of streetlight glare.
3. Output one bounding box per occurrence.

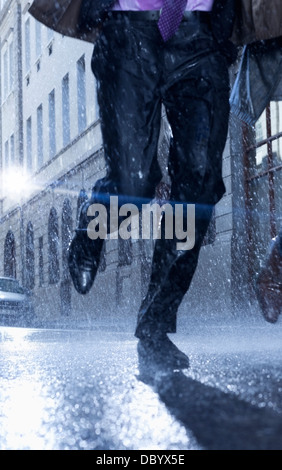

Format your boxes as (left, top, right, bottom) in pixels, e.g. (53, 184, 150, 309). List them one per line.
(2, 167, 32, 202)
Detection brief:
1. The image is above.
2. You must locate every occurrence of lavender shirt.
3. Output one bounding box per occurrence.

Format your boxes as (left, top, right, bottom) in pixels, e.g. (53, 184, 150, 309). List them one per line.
(112, 0, 214, 11)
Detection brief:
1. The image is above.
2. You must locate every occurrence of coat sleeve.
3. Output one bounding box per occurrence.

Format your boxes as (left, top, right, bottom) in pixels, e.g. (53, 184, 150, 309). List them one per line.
(230, 38, 282, 126)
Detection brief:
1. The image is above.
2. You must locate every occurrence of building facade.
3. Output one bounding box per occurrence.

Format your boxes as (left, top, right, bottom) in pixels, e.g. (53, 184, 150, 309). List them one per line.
(0, 1, 281, 329)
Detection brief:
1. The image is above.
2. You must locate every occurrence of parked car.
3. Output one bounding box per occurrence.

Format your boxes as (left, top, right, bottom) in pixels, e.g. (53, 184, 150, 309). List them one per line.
(0, 277, 35, 326)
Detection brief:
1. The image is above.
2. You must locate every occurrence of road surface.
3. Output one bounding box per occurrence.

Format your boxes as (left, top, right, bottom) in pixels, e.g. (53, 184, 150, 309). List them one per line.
(1, 318, 282, 450)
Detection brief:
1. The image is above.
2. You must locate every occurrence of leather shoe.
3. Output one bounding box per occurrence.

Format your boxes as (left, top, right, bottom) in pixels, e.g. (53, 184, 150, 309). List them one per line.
(256, 236, 282, 323)
(68, 201, 104, 295)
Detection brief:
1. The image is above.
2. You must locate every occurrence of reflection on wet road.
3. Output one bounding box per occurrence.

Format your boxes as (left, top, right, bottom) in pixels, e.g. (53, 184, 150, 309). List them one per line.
(1, 322, 282, 450)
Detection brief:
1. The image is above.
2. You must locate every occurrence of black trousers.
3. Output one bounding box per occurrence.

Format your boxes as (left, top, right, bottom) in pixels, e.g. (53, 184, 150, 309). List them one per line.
(91, 12, 230, 337)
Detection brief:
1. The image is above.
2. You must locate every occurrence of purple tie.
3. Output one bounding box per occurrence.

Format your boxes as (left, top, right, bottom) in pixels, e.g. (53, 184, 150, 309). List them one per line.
(158, 0, 187, 42)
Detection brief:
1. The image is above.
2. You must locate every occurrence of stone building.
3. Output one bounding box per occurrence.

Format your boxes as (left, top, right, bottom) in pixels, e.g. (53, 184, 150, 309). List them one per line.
(0, 1, 281, 329)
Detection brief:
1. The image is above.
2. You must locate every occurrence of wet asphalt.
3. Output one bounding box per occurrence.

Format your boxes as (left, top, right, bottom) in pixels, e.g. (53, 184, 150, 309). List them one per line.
(1, 318, 282, 450)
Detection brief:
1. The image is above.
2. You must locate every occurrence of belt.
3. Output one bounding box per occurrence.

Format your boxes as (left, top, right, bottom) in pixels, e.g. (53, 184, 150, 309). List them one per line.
(105, 10, 211, 24)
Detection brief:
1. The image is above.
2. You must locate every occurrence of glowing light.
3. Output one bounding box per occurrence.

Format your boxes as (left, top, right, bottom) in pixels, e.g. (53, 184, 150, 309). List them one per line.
(1, 166, 33, 202)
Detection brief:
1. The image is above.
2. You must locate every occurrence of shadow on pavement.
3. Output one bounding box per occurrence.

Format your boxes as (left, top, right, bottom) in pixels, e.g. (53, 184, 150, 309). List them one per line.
(137, 366, 282, 450)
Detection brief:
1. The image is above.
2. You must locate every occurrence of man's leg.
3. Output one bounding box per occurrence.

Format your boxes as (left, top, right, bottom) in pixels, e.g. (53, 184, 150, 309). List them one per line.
(69, 17, 163, 295)
(91, 17, 163, 204)
(136, 48, 230, 365)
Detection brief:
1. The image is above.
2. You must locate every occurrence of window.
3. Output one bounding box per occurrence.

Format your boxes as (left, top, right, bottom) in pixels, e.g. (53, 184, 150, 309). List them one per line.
(48, 89, 56, 158)
(9, 42, 15, 91)
(36, 21, 42, 58)
(244, 102, 282, 286)
(26, 222, 35, 290)
(2, 41, 14, 101)
(94, 79, 100, 121)
(4, 230, 16, 279)
(26, 117, 32, 170)
(39, 236, 44, 287)
(3, 50, 8, 100)
(77, 55, 87, 133)
(37, 104, 44, 168)
(10, 134, 15, 166)
(48, 208, 60, 284)
(47, 27, 54, 45)
(61, 200, 73, 316)
(4, 140, 9, 168)
(9, 42, 14, 91)
(3, 134, 16, 169)
(25, 19, 31, 73)
(62, 74, 70, 146)
(61, 199, 72, 280)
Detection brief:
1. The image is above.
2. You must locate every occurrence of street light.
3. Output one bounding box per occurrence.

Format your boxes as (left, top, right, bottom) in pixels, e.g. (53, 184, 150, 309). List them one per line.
(2, 166, 32, 203)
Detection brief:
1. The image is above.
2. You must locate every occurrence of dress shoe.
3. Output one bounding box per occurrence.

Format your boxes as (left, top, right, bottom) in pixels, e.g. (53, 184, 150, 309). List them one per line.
(137, 333, 189, 377)
(256, 235, 282, 323)
(68, 201, 104, 295)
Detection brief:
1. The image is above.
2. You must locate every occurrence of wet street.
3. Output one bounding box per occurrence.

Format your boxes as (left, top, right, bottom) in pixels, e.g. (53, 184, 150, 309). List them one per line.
(1, 318, 282, 450)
